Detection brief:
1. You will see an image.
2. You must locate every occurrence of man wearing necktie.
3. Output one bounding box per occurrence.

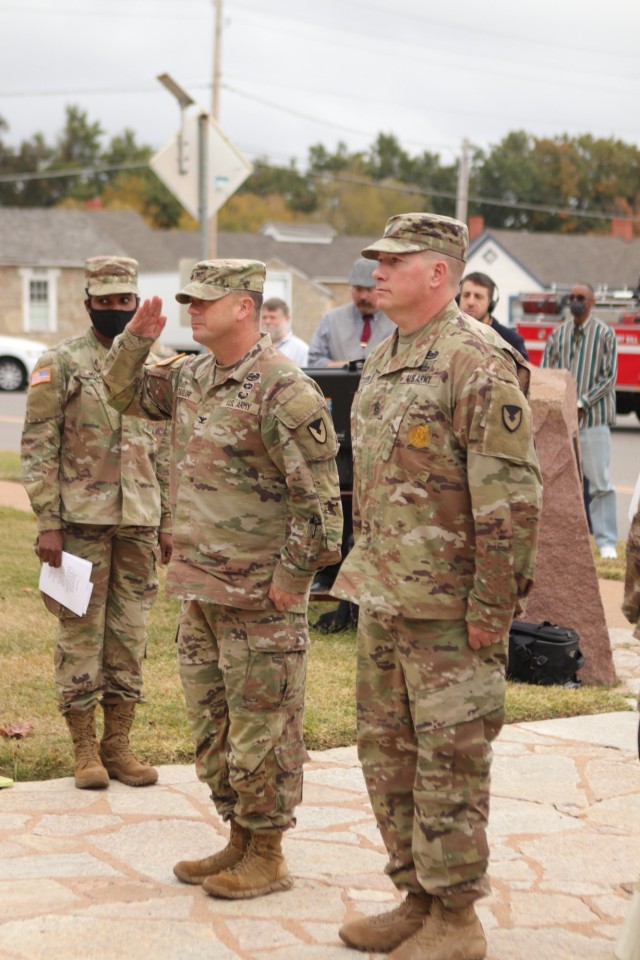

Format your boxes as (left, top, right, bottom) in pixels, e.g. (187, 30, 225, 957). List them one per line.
(307, 258, 396, 367)
(542, 283, 618, 558)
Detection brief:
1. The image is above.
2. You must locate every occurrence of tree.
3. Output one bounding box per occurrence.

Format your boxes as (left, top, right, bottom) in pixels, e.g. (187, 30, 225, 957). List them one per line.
(470, 131, 640, 233)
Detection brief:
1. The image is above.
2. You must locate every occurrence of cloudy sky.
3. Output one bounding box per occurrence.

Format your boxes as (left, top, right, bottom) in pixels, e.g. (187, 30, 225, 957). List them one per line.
(1, 0, 638, 175)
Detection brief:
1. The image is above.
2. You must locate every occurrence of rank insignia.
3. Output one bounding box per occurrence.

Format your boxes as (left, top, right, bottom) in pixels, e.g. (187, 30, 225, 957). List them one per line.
(502, 404, 523, 432)
(408, 424, 430, 448)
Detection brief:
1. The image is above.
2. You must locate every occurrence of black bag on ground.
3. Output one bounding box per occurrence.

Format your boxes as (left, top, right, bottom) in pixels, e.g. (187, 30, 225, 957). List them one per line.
(507, 620, 584, 687)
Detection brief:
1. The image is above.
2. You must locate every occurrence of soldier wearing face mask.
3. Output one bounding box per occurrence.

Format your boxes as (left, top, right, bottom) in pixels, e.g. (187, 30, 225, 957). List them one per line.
(21, 256, 173, 792)
(541, 282, 618, 559)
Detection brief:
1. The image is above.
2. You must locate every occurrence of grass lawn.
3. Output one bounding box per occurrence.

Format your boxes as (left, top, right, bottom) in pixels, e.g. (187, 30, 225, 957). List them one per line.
(0, 449, 633, 782)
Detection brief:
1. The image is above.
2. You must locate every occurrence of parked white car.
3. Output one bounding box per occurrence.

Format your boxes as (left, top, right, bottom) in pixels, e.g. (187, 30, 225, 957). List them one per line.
(0, 335, 47, 391)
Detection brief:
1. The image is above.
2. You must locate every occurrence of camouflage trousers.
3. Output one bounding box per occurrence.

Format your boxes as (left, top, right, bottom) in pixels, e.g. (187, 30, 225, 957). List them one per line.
(177, 600, 309, 832)
(42, 523, 159, 713)
(356, 609, 507, 910)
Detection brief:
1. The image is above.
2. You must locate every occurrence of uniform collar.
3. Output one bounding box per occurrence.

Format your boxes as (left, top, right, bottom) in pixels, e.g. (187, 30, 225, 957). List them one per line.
(380, 299, 458, 374)
(211, 333, 271, 386)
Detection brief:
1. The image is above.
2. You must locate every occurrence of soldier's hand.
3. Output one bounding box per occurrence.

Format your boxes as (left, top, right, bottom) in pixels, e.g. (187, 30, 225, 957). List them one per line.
(158, 532, 173, 565)
(127, 297, 166, 339)
(269, 583, 305, 611)
(37, 530, 64, 568)
(467, 623, 503, 650)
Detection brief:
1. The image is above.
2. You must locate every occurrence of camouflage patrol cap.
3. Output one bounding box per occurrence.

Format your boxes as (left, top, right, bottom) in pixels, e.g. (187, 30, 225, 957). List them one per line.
(176, 259, 266, 304)
(85, 256, 139, 295)
(361, 213, 468, 263)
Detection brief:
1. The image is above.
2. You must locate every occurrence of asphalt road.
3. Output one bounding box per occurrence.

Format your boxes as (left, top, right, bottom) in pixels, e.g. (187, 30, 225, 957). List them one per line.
(2, 391, 639, 540)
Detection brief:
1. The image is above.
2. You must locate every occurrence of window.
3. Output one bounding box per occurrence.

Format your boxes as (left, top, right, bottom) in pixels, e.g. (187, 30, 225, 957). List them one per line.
(20, 268, 59, 333)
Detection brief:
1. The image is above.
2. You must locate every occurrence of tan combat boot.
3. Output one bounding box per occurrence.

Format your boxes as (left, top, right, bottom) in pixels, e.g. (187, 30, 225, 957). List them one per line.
(202, 830, 294, 899)
(388, 898, 487, 960)
(99, 698, 158, 787)
(339, 892, 433, 953)
(64, 706, 110, 790)
(173, 820, 251, 884)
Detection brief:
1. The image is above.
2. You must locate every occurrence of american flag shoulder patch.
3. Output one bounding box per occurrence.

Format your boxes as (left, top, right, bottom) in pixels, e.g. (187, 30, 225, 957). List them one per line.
(30, 368, 52, 386)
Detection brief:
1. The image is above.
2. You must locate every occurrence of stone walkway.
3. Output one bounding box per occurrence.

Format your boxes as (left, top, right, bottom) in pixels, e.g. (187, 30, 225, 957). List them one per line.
(1, 624, 639, 959)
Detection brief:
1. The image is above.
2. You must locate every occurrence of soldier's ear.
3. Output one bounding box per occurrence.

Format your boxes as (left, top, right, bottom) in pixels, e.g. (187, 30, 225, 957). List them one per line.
(84, 298, 91, 316)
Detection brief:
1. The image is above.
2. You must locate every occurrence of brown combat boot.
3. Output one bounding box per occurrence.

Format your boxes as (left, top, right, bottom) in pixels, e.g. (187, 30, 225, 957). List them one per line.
(202, 830, 294, 899)
(99, 698, 158, 787)
(173, 820, 251, 884)
(339, 892, 433, 953)
(64, 707, 110, 790)
(388, 899, 487, 960)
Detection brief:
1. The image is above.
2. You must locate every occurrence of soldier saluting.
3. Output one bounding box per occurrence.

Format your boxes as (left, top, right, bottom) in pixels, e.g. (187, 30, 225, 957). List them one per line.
(101, 259, 342, 900)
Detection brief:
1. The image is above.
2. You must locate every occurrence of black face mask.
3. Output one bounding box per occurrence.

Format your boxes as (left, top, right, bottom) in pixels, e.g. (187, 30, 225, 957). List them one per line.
(569, 300, 587, 319)
(89, 307, 137, 340)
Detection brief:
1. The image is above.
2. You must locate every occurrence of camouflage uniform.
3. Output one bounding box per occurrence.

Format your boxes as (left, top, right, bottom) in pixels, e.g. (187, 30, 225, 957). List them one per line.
(618, 503, 640, 960)
(333, 214, 542, 912)
(102, 260, 343, 831)
(21, 259, 171, 713)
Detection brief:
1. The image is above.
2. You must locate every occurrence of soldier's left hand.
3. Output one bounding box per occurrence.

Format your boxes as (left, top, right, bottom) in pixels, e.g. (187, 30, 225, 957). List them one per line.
(269, 583, 305, 611)
(467, 623, 503, 649)
(158, 532, 173, 565)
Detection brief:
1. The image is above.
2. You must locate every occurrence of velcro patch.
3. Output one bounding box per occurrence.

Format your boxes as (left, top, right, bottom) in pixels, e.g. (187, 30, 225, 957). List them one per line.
(30, 367, 52, 386)
(482, 379, 532, 462)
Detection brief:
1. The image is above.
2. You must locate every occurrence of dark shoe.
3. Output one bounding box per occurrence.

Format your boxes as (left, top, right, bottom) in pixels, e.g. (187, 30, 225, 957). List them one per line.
(339, 892, 432, 953)
(173, 820, 251, 885)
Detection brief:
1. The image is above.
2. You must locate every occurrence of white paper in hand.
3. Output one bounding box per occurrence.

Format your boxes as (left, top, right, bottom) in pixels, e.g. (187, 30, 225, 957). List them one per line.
(39, 551, 94, 617)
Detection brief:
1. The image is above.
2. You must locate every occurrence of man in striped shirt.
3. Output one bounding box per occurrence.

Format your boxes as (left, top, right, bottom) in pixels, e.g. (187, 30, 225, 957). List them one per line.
(541, 283, 618, 558)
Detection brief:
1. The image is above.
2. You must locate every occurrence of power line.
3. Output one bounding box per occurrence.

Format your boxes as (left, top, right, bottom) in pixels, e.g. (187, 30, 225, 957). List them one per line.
(0, 161, 148, 184)
(307, 170, 640, 223)
(0, 157, 637, 223)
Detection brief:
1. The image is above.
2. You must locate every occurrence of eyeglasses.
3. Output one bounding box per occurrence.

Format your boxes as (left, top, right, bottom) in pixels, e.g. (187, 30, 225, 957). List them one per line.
(569, 294, 587, 302)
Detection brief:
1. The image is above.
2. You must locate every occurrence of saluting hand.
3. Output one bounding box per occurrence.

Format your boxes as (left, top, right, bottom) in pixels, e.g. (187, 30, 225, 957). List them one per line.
(127, 296, 166, 339)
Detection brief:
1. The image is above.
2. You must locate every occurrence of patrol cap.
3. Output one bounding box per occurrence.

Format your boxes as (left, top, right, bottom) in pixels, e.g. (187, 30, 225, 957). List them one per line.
(176, 259, 266, 304)
(361, 213, 468, 263)
(347, 257, 377, 288)
(85, 256, 139, 295)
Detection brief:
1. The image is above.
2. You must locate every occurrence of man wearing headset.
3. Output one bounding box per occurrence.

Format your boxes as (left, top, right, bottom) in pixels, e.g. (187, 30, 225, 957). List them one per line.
(459, 272, 529, 360)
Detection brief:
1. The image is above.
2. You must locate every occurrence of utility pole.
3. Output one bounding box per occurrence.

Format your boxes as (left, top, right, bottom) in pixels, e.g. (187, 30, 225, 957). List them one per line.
(456, 139, 471, 225)
(208, 0, 223, 258)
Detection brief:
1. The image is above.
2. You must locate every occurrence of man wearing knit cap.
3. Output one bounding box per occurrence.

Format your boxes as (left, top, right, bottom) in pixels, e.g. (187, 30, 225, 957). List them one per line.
(21, 256, 173, 792)
(332, 214, 542, 959)
(307, 256, 395, 367)
(102, 258, 342, 900)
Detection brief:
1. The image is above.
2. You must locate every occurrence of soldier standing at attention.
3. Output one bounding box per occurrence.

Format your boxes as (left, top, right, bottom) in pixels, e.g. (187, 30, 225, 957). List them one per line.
(21, 256, 173, 791)
(332, 214, 542, 960)
(101, 260, 342, 900)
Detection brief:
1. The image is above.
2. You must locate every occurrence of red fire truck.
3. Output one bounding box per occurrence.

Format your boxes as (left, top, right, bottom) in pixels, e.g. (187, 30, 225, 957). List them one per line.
(513, 288, 640, 418)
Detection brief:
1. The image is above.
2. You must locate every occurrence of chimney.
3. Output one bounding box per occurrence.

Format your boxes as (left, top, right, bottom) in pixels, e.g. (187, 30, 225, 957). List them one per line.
(611, 218, 633, 242)
(85, 197, 103, 211)
(467, 215, 485, 242)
